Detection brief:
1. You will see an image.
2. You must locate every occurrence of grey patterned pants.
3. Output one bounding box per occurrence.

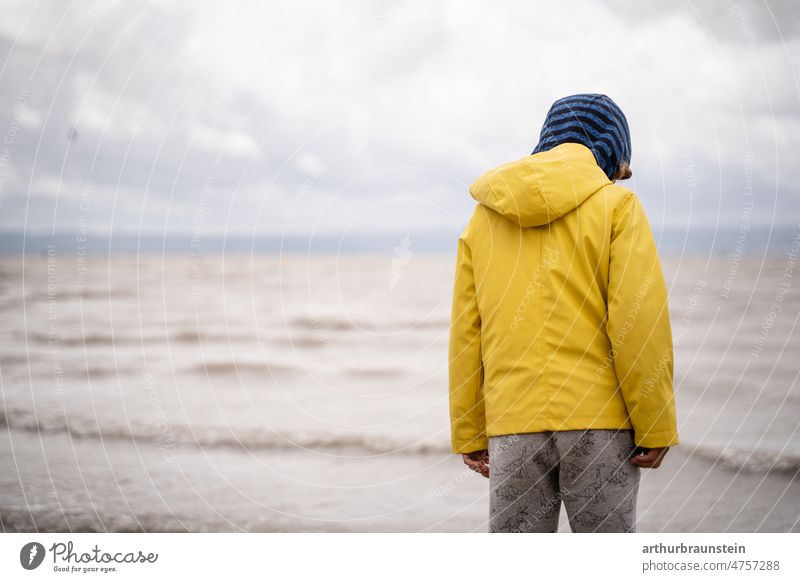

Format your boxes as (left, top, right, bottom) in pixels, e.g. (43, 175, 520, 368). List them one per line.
(488, 429, 640, 533)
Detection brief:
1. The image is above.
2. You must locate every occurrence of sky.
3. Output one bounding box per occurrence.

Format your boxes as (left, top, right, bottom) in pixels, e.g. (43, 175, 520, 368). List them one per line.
(0, 0, 798, 249)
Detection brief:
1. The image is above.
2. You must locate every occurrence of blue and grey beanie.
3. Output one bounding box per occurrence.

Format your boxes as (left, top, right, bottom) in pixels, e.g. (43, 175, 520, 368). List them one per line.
(532, 93, 631, 180)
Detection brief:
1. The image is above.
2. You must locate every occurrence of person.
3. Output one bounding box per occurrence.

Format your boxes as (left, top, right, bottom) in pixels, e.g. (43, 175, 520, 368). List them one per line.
(448, 93, 678, 533)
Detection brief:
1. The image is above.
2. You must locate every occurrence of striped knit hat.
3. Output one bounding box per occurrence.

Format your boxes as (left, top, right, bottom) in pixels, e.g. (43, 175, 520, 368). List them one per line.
(532, 93, 631, 180)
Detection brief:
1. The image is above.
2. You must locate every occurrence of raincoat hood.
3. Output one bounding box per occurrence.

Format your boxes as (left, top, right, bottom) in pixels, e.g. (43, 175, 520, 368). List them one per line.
(469, 142, 612, 227)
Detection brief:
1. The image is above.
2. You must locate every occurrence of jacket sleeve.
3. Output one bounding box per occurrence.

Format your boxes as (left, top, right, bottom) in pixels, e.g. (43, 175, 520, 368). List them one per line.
(607, 193, 679, 449)
(448, 231, 487, 454)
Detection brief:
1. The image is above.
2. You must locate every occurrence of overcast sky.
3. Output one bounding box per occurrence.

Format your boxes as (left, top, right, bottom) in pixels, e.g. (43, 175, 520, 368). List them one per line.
(0, 0, 798, 244)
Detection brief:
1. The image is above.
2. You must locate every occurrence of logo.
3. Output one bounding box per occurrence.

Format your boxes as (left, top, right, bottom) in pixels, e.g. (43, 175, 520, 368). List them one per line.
(20, 542, 46, 570)
(390, 235, 413, 291)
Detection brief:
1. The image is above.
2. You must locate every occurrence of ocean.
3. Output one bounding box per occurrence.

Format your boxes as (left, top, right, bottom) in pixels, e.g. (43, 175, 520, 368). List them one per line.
(1, 251, 799, 532)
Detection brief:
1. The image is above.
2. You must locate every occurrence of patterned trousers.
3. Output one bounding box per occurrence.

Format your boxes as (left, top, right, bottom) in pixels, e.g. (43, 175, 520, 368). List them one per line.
(488, 429, 640, 533)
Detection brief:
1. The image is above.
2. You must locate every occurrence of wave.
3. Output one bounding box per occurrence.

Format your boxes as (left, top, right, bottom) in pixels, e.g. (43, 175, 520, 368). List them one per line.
(22, 331, 164, 346)
(288, 314, 449, 333)
(78, 365, 131, 378)
(688, 443, 800, 475)
(25, 289, 136, 303)
(7, 407, 794, 472)
(0, 408, 449, 455)
(18, 319, 447, 348)
(0, 354, 34, 366)
(170, 329, 259, 344)
(344, 366, 406, 378)
(186, 360, 300, 376)
(277, 334, 328, 348)
(21, 329, 260, 346)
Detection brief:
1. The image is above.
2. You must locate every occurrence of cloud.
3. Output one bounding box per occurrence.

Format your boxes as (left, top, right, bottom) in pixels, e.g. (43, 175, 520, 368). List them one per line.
(0, 0, 797, 240)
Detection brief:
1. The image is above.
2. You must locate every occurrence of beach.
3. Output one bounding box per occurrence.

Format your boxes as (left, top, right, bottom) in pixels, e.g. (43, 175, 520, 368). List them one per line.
(1, 252, 798, 532)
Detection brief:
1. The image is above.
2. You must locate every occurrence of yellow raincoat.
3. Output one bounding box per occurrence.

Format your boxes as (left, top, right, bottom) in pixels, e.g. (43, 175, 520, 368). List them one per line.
(448, 142, 678, 453)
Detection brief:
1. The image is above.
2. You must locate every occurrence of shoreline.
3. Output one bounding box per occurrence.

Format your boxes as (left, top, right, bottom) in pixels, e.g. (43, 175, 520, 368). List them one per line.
(2, 428, 798, 533)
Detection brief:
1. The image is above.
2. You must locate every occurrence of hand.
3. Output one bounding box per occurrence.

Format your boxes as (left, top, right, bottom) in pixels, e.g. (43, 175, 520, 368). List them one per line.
(462, 449, 490, 478)
(629, 446, 669, 469)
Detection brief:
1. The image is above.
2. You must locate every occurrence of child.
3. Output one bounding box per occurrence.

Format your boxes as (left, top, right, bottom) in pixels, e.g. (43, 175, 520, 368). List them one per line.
(448, 94, 678, 532)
